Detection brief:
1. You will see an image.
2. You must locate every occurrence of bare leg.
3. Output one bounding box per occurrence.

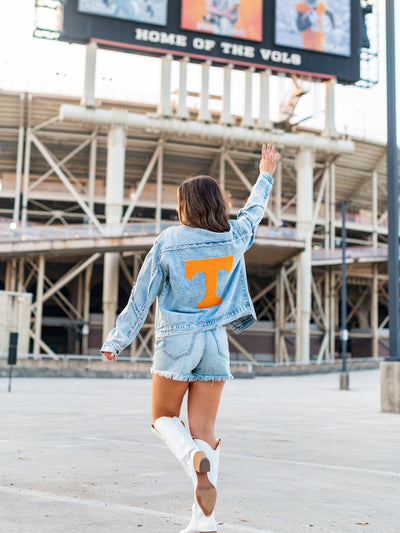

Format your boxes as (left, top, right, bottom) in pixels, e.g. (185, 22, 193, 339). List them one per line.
(187, 380, 225, 449)
(152, 374, 189, 422)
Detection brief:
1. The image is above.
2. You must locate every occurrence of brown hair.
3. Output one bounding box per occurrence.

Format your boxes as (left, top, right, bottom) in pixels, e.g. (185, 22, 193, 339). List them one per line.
(178, 175, 230, 233)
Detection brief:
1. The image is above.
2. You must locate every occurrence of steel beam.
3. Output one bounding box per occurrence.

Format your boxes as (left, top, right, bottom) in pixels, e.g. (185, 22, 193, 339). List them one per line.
(30, 133, 103, 231)
(59, 105, 355, 154)
(31, 253, 101, 310)
(13, 94, 25, 225)
(122, 144, 162, 227)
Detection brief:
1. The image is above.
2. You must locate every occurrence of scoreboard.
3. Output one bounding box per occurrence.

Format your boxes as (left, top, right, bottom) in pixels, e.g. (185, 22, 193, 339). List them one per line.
(60, 0, 362, 84)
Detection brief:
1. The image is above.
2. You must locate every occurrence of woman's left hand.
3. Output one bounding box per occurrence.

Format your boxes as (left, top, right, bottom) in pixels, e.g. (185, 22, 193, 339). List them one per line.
(103, 351, 117, 362)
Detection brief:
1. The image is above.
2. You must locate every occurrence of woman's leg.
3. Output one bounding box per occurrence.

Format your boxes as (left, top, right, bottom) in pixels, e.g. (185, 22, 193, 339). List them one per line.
(187, 380, 225, 449)
(152, 374, 189, 421)
(152, 375, 217, 518)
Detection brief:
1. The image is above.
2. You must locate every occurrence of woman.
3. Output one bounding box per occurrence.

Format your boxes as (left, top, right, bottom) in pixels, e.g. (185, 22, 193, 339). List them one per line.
(102, 144, 279, 532)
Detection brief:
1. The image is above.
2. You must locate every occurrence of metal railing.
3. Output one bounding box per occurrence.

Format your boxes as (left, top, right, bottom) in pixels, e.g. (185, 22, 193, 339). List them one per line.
(0, 220, 306, 244)
(0, 221, 176, 243)
(312, 246, 388, 264)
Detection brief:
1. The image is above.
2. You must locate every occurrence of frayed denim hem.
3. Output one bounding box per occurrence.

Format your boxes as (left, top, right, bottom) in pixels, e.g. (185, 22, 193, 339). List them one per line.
(193, 373, 234, 382)
(151, 368, 196, 382)
(151, 368, 233, 382)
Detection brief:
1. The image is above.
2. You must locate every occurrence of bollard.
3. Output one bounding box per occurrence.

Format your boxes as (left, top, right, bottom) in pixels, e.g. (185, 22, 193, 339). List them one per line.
(8, 332, 18, 393)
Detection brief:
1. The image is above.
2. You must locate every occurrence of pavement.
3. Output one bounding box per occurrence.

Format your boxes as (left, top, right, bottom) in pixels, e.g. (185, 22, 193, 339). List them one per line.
(1, 370, 399, 533)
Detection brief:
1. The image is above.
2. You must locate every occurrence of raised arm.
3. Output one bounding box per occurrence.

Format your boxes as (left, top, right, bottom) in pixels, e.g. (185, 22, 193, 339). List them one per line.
(233, 144, 280, 250)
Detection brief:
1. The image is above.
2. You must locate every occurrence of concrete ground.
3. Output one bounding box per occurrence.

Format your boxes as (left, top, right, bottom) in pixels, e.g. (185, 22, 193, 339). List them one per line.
(0, 370, 399, 533)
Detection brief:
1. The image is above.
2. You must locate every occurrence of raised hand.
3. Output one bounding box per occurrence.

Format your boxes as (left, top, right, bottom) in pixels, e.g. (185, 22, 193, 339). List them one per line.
(259, 144, 280, 176)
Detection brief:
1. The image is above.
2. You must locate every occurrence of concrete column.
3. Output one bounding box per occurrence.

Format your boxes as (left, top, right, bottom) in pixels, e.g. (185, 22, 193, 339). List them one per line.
(220, 63, 233, 125)
(17, 259, 25, 292)
(88, 134, 97, 217)
(381, 361, 400, 413)
(242, 67, 255, 128)
(275, 160, 282, 223)
(296, 149, 314, 364)
(324, 163, 330, 250)
(199, 60, 212, 123)
(258, 69, 272, 130)
(372, 170, 378, 247)
(275, 268, 284, 363)
(323, 78, 337, 138)
(324, 270, 331, 360)
(5, 260, 17, 292)
(102, 125, 126, 343)
(82, 263, 93, 355)
(156, 141, 164, 233)
(130, 254, 140, 359)
(34, 254, 45, 355)
(157, 54, 173, 118)
(177, 57, 189, 120)
(329, 163, 336, 250)
(329, 269, 336, 358)
(81, 42, 97, 108)
(219, 150, 226, 191)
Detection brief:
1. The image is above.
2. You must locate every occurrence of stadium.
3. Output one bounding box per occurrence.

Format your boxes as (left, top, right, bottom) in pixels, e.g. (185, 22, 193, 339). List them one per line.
(0, 0, 393, 374)
(2, 2, 400, 532)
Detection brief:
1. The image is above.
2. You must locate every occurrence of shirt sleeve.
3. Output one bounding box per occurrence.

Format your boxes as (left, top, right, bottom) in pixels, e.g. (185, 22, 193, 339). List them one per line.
(231, 171, 274, 251)
(100, 241, 165, 357)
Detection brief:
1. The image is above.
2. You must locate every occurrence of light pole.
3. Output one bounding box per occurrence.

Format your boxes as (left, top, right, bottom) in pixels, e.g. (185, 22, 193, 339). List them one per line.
(380, 0, 400, 412)
(340, 201, 349, 390)
(385, 0, 400, 357)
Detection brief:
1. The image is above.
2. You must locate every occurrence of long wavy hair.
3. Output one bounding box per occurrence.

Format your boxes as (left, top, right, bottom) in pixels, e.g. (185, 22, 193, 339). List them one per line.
(178, 175, 230, 233)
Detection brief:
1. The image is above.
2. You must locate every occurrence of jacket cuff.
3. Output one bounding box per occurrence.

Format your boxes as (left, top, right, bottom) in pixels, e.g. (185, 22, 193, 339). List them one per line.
(101, 342, 123, 356)
(259, 171, 274, 185)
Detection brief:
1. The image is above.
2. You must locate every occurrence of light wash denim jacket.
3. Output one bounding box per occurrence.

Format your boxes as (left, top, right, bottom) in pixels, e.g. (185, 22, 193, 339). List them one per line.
(101, 172, 274, 356)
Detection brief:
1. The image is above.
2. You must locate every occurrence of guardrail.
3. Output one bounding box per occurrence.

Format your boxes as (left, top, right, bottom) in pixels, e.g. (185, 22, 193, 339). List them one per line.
(312, 246, 389, 263)
(0, 220, 306, 244)
(0, 221, 176, 243)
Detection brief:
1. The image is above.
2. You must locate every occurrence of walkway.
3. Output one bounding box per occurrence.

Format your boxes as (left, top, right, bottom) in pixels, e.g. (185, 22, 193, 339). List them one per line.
(1, 370, 399, 532)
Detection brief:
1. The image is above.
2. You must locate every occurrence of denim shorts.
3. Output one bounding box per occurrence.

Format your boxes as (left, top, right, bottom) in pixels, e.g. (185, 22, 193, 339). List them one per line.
(151, 327, 233, 382)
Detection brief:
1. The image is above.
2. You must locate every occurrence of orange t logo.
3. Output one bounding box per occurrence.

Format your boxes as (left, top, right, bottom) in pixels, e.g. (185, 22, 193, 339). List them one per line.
(185, 255, 234, 309)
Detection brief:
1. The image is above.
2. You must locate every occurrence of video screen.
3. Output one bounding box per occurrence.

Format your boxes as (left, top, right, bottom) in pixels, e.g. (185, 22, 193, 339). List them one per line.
(78, 0, 168, 26)
(275, 0, 351, 57)
(181, 0, 263, 42)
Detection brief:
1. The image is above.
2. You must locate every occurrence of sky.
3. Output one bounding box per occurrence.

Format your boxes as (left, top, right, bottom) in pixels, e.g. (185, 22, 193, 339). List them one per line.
(0, 0, 398, 143)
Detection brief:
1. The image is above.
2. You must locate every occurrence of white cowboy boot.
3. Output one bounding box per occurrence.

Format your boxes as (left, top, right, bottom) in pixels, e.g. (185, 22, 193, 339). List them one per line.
(152, 416, 217, 516)
(180, 439, 221, 533)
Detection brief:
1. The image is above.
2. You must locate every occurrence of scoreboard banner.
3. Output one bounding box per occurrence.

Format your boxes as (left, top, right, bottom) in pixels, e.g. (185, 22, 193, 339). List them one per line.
(275, 0, 351, 58)
(60, 0, 361, 84)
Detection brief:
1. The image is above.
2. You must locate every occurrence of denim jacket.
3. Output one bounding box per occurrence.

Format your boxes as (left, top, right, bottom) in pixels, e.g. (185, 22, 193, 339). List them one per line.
(101, 172, 274, 356)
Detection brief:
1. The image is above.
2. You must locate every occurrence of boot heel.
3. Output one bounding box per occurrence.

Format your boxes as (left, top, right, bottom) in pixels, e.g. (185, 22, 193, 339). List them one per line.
(193, 451, 210, 473)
